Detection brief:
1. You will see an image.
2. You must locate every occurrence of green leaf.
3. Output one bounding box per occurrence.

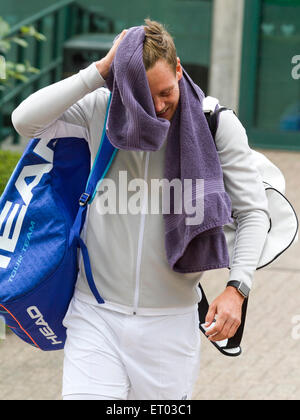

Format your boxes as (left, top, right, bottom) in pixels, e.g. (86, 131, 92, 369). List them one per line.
(13, 73, 28, 82)
(11, 37, 28, 48)
(20, 26, 30, 35)
(0, 17, 10, 37)
(20, 25, 35, 36)
(5, 61, 15, 70)
(0, 40, 10, 53)
(34, 33, 47, 42)
(20, 25, 46, 42)
(15, 63, 26, 73)
(27, 66, 40, 74)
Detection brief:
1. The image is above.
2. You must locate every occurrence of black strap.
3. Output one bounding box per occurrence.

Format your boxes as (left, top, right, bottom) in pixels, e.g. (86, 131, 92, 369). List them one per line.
(198, 284, 249, 356)
(198, 105, 248, 357)
(205, 106, 232, 140)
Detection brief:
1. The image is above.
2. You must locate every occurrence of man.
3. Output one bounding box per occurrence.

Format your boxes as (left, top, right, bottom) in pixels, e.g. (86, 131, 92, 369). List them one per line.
(11, 19, 269, 400)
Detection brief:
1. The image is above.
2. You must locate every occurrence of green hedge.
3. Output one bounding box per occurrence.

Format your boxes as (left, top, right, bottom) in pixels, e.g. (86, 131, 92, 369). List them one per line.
(0, 150, 21, 336)
(0, 150, 21, 195)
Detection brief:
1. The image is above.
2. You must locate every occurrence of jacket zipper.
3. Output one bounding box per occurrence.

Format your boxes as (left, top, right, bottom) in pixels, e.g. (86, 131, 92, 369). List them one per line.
(133, 152, 150, 314)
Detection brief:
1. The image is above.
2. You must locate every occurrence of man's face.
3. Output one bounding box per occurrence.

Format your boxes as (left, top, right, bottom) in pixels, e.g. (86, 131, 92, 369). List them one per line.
(146, 58, 183, 121)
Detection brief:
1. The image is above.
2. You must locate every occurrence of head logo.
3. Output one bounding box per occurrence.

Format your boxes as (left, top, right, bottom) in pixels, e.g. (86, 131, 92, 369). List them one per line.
(0, 138, 53, 269)
(27, 306, 62, 346)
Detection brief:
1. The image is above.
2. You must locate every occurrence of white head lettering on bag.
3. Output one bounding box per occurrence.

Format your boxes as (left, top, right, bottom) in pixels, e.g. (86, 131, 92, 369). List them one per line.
(0, 138, 53, 269)
(27, 306, 63, 346)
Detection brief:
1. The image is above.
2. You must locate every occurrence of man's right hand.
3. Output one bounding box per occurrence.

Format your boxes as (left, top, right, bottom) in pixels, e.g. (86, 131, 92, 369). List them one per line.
(95, 29, 128, 80)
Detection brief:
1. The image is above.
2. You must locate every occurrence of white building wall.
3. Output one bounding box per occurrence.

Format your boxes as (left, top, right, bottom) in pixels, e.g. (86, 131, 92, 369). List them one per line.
(208, 0, 245, 113)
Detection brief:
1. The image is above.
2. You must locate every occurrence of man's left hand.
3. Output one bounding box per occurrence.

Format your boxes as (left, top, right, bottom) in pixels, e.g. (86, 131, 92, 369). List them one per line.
(204, 286, 245, 342)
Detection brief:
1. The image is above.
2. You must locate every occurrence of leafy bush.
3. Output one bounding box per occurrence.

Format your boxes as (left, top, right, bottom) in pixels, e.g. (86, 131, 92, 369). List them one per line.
(0, 16, 46, 90)
(0, 149, 21, 195)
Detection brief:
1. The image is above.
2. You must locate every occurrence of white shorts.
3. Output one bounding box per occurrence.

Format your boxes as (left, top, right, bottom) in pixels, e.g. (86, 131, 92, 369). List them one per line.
(62, 297, 201, 400)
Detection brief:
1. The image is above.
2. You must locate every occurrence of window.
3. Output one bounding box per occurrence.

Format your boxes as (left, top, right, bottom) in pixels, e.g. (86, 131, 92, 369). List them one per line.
(239, 0, 300, 150)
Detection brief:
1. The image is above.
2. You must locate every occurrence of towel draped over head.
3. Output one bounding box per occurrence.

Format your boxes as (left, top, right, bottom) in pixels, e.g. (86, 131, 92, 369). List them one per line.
(106, 26, 233, 273)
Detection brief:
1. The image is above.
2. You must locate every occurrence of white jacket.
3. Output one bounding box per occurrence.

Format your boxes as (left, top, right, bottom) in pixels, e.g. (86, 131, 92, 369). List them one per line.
(11, 63, 270, 315)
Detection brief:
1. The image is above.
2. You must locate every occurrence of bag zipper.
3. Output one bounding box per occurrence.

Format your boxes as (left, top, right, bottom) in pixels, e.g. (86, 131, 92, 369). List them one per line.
(133, 152, 150, 314)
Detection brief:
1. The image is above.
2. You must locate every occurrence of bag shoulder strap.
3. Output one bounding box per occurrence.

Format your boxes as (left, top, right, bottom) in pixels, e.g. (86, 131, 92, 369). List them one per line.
(204, 103, 235, 141)
(205, 107, 228, 139)
(69, 94, 117, 304)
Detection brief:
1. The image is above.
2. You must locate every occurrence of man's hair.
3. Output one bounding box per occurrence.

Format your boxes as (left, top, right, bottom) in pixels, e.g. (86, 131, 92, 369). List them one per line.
(143, 18, 177, 74)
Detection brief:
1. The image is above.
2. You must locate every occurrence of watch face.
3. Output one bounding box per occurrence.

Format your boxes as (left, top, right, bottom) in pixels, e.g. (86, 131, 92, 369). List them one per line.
(238, 282, 250, 298)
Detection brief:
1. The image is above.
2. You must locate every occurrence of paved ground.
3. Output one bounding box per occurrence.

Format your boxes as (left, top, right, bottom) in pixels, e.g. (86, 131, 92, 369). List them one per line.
(0, 141, 299, 400)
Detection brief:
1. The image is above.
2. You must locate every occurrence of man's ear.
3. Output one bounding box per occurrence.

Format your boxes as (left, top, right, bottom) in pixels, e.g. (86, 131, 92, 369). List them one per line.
(176, 57, 183, 81)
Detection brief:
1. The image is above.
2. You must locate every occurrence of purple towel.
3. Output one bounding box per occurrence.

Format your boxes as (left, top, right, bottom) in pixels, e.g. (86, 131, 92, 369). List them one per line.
(106, 26, 233, 273)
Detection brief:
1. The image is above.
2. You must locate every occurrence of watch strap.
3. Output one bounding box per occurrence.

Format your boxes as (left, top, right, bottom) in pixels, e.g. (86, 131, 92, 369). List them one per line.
(227, 280, 250, 298)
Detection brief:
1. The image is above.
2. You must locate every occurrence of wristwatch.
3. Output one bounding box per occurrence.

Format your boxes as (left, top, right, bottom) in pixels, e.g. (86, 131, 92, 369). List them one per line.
(226, 280, 250, 299)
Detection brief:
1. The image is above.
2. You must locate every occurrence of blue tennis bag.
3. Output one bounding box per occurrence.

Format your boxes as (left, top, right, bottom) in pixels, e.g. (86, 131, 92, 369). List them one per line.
(0, 98, 116, 350)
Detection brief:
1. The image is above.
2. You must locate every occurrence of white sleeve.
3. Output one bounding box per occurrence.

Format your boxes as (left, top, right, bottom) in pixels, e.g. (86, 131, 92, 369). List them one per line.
(11, 62, 106, 140)
(215, 109, 270, 289)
